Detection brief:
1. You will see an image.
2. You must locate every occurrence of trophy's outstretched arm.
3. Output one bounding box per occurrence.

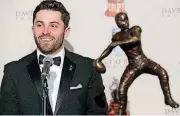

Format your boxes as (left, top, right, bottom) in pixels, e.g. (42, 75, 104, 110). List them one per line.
(97, 35, 139, 62)
(93, 42, 117, 73)
(97, 42, 117, 62)
(113, 36, 140, 47)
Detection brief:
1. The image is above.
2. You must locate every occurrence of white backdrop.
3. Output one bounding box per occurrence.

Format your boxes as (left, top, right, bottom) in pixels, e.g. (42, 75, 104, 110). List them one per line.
(0, 0, 180, 115)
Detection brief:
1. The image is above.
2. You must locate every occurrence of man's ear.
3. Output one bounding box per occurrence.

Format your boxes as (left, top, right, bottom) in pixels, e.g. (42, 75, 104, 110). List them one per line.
(64, 27, 70, 39)
(32, 25, 35, 35)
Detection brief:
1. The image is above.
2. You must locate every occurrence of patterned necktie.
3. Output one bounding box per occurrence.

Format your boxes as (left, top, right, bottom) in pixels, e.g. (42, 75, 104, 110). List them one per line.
(39, 54, 61, 66)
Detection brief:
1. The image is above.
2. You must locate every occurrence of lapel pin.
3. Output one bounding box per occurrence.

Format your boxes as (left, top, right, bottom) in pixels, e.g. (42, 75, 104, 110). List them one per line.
(69, 65, 73, 71)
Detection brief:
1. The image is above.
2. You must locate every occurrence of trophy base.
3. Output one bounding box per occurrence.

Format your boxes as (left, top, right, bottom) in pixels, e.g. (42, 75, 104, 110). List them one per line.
(108, 101, 130, 116)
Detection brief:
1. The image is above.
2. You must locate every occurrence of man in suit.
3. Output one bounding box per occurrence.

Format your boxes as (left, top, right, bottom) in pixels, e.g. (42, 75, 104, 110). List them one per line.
(0, 0, 108, 115)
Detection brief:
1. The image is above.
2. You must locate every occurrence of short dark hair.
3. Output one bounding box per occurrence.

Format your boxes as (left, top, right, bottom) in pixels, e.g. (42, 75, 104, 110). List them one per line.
(33, 0, 70, 27)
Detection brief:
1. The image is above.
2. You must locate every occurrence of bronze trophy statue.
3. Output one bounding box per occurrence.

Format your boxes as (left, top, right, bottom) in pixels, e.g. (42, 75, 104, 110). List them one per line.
(93, 12, 179, 115)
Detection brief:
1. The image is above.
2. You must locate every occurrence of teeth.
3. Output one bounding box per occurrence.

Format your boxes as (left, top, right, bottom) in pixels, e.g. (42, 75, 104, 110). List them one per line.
(40, 38, 53, 40)
(42, 39, 51, 40)
(40, 39, 53, 42)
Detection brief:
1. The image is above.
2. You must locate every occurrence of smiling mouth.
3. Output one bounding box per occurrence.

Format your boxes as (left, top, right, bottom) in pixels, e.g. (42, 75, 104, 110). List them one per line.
(39, 37, 54, 42)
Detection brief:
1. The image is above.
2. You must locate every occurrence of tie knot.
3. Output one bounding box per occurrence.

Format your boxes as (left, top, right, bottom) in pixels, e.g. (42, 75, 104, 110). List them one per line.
(39, 54, 61, 66)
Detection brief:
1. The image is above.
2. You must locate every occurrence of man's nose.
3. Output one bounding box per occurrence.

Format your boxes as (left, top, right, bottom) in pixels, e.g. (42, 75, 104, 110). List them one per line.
(42, 26, 50, 35)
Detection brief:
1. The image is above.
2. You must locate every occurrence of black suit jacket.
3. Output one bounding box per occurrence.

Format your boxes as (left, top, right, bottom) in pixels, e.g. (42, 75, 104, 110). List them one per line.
(0, 50, 108, 115)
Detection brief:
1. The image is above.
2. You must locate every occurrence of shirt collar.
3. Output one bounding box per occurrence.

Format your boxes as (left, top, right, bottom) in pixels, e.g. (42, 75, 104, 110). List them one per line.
(37, 47, 65, 66)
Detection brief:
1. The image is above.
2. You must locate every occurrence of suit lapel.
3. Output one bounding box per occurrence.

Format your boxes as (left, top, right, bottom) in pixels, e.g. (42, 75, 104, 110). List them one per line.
(26, 50, 53, 115)
(26, 51, 42, 99)
(54, 51, 76, 115)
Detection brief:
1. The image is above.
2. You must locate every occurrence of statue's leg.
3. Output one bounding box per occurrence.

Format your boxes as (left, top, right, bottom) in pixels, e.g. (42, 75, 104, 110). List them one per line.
(118, 66, 140, 115)
(146, 60, 179, 108)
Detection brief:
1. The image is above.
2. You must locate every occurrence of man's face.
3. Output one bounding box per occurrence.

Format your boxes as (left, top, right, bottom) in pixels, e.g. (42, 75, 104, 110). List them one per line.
(32, 10, 70, 56)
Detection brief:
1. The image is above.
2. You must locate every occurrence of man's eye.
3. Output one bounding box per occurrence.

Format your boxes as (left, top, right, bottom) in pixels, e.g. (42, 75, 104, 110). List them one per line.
(51, 24, 58, 28)
(36, 24, 42, 27)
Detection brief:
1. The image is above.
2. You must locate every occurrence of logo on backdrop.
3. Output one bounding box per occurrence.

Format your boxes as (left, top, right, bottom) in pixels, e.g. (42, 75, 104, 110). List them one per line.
(16, 9, 71, 21)
(164, 106, 180, 115)
(161, 7, 180, 18)
(105, 0, 126, 17)
(16, 10, 33, 20)
(15, 0, 70, 20)
(15, 0, 43, 20)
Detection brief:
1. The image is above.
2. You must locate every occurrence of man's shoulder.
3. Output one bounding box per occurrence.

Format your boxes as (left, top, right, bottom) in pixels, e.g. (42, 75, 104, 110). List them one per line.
(67, 51, 94, 64)
(4, 51, 36, 69)
(67, 51, 97, 75)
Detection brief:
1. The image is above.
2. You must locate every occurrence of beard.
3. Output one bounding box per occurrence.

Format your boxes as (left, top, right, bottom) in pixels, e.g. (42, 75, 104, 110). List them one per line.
(34, 35, 64, 55)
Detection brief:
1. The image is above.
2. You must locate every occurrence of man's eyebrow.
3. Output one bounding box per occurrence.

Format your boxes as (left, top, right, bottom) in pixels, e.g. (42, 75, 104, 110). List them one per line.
(34, 21, 60, 25)
(34, 20, 43, 24)
(50, 21, 60, 25)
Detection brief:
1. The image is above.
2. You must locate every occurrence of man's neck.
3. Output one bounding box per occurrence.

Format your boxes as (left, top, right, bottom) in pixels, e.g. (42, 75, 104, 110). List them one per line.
(46, 47, 64, 57)
(37, 46, 65, 58)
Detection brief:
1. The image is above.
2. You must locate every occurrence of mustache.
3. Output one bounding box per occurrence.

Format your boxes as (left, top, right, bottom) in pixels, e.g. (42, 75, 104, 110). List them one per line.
(39, 35, 54, 38)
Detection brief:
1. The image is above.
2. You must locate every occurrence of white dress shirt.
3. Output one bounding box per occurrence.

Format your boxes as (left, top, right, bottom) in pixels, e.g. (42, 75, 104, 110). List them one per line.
(37, 47, 65, 113)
